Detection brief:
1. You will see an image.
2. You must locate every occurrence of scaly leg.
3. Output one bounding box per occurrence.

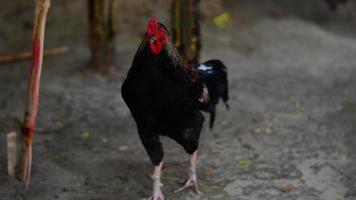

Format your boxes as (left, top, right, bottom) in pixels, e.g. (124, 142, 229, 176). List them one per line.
(148, 162, 164, 200)
(174, 151, 200, 194)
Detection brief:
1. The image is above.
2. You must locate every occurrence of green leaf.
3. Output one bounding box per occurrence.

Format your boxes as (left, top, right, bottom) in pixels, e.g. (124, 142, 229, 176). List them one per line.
(237, 159, 250, 168)
(80, 131, 91, 138)
(254, 128, 261, 134)
(118, 145, 129, 151)
(213, 12, 231, 28)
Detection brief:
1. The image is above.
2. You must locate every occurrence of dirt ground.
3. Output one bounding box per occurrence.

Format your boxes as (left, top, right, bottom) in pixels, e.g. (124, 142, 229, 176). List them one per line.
(0, 0, 356, 199)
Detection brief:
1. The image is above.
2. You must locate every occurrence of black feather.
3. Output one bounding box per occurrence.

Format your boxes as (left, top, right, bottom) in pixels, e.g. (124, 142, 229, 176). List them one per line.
(121, 24, 205, 165)
(196, 59, 229, 129)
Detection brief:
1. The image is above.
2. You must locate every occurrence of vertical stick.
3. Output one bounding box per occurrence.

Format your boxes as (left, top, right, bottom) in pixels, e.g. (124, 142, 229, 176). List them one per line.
(106, 0, 118, 73)
(21, 0, 51, 191)
(7, 132, 17, 177)
(88, 0, 118, 73)
(88, 0, 105, 70)
(171, 0, 201, 66)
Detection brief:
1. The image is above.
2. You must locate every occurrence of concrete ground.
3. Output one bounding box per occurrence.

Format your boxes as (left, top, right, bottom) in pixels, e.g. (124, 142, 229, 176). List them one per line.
(0, 0, 355, 200)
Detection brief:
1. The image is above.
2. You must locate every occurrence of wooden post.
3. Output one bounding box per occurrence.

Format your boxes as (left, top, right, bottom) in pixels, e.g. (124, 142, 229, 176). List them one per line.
(88, 0, 118, 74)
(21, 0, 51, 191)
(6, 132, 17, 177)
(107, 0, 118, 68)
(171, 0, 201, 66)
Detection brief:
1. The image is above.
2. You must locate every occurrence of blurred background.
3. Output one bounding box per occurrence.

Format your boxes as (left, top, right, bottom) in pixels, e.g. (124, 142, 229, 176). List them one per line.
(0, 0, 356, 199)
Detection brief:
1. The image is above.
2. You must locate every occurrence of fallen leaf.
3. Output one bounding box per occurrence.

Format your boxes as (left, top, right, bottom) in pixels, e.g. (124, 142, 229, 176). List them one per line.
(254, 128, 261, 134)
(205, 168, 213, 177)
(265, 123, 273, 133)
(280, 184, 295, 193)
(118, 145, 129, 151)
(213, 12, 231, 28)
(237, 159, 250, 168)
(265, 123, 273, 129)
(80, 131, 91, 138)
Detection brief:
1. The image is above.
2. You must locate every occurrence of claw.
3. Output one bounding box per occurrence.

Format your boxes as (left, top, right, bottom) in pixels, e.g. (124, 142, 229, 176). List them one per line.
(145, 195, 164, 200)
(174, 179, 200, 194)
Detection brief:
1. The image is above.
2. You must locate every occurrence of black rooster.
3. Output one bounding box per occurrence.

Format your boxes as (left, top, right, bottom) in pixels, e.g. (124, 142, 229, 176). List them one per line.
(196, 59, 229, 129)
(121, 17, 228, 200)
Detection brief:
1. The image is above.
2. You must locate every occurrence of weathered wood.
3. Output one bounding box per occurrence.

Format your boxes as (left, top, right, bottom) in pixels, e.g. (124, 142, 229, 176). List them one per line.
(21, 0, 51, 191)
(6, 132, 17, 177)
(107, 0, 118, 72)
(171, 0, 201, 66)
(0, 47, 69, 64)
(88, 0, 118, 74)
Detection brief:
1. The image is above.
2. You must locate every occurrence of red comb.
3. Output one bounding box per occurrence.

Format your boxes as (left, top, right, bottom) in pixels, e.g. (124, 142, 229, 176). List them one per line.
(146, 16, 167, 55)
(146, 16, 158, 36)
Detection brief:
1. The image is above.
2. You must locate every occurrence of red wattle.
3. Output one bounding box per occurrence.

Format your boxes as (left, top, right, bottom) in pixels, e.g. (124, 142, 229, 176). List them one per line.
(150, 40, 162, 55)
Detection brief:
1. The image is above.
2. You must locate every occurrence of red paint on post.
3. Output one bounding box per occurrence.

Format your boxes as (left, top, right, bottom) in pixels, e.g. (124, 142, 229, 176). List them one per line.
(22, 0, 50, 191)
(32, 38, 42, 68)
(24, 38, 42, 139)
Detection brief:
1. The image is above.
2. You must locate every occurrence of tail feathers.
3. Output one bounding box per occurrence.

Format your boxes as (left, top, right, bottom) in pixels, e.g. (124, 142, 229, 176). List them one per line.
(197, 60, 226, 78)
(222, 72, 229, 110)
(198, 59, 229, 108)
(203, 59, 227, 70)
(196, 59, 229, 129)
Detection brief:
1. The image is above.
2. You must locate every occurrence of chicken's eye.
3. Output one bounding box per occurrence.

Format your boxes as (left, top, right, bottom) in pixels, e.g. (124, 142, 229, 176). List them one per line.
(150, 36, 156, 44)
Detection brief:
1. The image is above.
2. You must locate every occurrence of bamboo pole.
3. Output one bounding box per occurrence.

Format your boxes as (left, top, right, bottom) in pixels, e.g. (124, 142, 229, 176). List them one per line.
(21, 0, 51, 191)
(0, 47, 69, 64)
